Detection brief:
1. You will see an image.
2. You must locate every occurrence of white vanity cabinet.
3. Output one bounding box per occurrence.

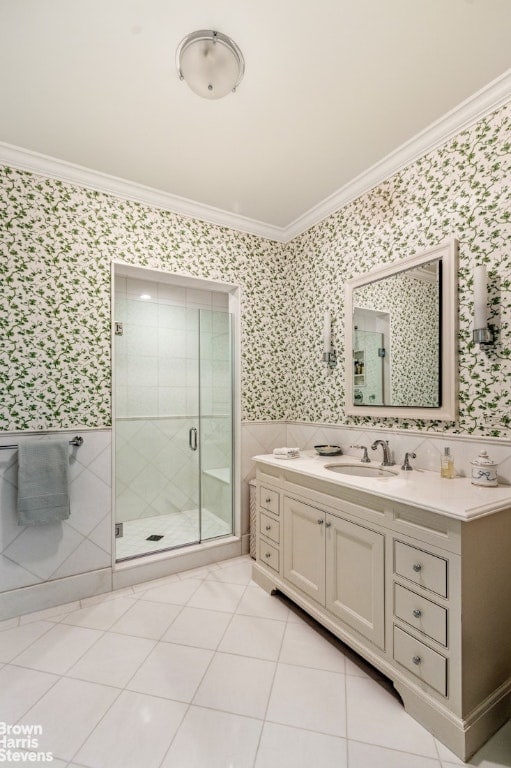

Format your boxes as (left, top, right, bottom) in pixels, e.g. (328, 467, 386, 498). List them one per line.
(325, 511, 385, 648)
(252, 456, 511, 762)
(282, 495, 385, 648)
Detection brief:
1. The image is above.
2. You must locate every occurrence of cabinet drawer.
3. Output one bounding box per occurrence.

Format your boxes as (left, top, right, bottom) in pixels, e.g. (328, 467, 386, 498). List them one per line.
(260, 486, 279, 516)
(260, 512, 280, 544)
(259, 539, 279, 573)
(394, 583, 447, 646)
(394, 541, 447, 597)
(393, 626, 447, 696)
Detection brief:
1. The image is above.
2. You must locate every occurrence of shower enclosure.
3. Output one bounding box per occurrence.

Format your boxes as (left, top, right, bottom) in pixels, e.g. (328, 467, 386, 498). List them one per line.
(113, 266, 235, 561)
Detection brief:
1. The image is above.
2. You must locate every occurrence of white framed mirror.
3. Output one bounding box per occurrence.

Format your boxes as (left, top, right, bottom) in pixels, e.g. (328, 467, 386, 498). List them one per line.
(345, 239, 458, 420)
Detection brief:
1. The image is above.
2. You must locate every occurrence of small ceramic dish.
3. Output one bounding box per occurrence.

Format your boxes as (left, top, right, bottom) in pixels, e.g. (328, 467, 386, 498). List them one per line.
(314, 445, 342, 456)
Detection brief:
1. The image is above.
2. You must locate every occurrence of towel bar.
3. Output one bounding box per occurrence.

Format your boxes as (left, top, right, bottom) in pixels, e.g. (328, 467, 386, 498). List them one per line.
(0, 435, 84, 451)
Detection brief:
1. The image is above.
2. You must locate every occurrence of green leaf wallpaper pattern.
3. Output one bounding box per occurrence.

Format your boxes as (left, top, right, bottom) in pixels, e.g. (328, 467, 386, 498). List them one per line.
(283, 102, 511, 436)
(0, 101, 510, 436)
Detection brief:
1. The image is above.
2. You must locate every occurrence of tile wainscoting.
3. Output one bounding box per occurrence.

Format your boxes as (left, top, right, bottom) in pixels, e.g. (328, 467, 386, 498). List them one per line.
(0, 430, 112, 619)
(2, 421, 510, 620)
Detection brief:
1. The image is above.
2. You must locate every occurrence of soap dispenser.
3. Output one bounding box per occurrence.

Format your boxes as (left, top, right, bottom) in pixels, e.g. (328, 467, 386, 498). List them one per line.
(470, 450, 498, 486)
(440, 447, 455, 478)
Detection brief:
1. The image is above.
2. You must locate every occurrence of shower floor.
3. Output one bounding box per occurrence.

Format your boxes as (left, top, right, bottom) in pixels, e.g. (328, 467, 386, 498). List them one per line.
(116, 509, 231, 561)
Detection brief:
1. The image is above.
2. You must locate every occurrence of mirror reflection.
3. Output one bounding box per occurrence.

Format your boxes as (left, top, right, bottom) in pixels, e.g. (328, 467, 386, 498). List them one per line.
(345, 239, 457, 420)
(352, 260, 440, 408)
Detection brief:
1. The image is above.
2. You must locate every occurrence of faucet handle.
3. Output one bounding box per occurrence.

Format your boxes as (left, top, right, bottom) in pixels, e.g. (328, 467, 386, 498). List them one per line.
(350, 445, 370, 463)
(401, 452, 417, 471)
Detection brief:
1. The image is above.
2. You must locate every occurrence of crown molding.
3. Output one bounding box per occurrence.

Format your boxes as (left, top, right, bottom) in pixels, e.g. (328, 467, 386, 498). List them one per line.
(282, 68, 511, 242)
(0, 143, 286, 243)
(0, 69, 509, 245)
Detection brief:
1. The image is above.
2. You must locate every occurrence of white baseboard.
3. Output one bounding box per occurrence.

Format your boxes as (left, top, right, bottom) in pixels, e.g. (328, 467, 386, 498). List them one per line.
(0, 568, 112, 621)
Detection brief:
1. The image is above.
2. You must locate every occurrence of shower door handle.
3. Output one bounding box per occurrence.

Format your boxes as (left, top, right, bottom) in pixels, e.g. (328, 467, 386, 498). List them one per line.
(189, 427, 198, 451)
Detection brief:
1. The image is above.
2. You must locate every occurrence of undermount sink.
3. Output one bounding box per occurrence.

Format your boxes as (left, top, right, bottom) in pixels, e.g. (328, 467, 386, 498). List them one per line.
(325, 463, 398, 478)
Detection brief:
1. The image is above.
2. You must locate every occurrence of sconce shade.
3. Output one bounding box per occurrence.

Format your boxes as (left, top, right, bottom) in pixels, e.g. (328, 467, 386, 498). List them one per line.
(176, 30, 245, 100)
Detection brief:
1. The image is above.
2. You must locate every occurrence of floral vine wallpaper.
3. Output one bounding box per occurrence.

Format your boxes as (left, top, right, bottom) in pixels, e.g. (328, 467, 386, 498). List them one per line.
(283, 101, 511, 436)
(0, 100, 510, 436)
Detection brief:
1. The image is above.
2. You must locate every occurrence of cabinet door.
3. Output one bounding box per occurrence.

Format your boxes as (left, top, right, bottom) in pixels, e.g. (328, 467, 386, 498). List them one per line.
(283, 497, 325, 604)
(325, 514, 385, 649)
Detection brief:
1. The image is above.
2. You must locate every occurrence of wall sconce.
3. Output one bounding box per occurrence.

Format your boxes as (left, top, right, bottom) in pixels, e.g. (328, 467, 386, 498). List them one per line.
(473, 264, 495, 346)
(322, 311, 337, 368)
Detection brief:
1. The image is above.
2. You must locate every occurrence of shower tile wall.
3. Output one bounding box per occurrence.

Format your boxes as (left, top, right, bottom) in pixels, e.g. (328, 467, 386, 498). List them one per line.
(114, 277, 229, 526)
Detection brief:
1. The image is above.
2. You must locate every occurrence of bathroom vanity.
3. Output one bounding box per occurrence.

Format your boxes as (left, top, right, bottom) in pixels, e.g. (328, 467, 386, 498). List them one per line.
(252, 453, 511, 761)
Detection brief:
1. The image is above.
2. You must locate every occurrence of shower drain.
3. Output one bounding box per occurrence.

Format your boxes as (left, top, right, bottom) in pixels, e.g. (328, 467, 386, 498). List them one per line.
(146, 534, 164, 541)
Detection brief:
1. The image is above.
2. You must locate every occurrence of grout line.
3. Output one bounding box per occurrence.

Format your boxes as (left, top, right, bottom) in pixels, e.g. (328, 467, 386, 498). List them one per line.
(251, 592, 289, 767)
(155, 576, 247, 768)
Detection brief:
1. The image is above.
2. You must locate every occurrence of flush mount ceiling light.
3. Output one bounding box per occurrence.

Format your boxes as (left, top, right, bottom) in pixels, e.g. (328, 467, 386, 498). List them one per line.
(176, 30, 245, 100)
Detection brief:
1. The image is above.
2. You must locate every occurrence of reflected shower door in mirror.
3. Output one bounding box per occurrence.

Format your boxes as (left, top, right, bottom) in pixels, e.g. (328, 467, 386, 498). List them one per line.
(353, 311, 388, 406)
(345, 239, 458, 420)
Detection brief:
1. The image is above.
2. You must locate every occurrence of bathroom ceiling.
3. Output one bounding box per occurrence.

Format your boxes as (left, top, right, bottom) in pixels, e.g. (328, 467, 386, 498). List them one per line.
(0, 0, 510, 232)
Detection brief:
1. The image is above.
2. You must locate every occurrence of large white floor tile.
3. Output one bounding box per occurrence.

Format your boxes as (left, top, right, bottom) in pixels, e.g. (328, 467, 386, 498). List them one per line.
(236, 585, 290, 621)
(255, 722, 348, 768)
(218, 614, 285, 661)
(75, 690, 186, 768)
(187, 580, 246, 612)
(278, 621, 346, 673)
(161, 606, 231, 649)
(19, 601, 81, 624)
(177, 563, 220, 580)
(346, 676, 438, 757)
(344, 651, 374, 679)
(127, 641, 213, 702)
(348, 740, 442, 767)
(59, 596, 136, 630)
(22, 677, 119, 762)
(0, 621, 53, 663)
(0, 617, 19, 632)
(11, 623, 103, 674)
(194, 652, 276, 719)
(66, 632, 155, 688)
(208, 559, 254, 585)
(109, 599, 182, 639)
(160, 705, 262, 768)
(0, 665, 58, 722)
(137, 578, 202, 605)
(131, 573, 181, 593)
(40, 761, 67, 768)
(266, 663, 346, 737)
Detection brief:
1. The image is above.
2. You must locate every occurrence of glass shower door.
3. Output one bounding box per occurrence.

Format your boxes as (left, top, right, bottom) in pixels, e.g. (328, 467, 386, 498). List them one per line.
(114, 276, 234, 562)
(114, 292, 202, 559)
(199, 309, 233, 541)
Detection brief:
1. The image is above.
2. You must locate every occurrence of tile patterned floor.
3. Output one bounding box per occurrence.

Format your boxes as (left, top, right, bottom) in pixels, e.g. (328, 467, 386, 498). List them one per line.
(116, 509, 231, 560)
(0, 555, 509, 768)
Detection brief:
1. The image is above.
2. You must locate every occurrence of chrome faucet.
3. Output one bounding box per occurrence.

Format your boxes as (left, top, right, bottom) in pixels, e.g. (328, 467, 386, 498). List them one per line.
(371, 439, 394, 466)
(350, 444, 370, 463)
(401, 451, 417, 471)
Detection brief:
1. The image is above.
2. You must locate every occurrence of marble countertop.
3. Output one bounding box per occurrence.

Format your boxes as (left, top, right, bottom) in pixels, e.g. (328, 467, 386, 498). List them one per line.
(253, 452, 511, 521)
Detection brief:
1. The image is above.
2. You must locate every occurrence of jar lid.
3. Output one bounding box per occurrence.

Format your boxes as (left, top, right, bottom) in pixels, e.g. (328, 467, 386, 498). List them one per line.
(471, 450, 497, 467)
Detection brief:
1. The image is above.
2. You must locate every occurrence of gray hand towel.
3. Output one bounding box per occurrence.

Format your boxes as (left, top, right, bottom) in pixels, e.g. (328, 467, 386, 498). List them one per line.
(17, 438, 71, 525)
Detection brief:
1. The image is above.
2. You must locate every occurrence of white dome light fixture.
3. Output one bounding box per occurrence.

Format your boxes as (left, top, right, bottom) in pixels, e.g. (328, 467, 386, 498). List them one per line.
(176, 30, 245, 100)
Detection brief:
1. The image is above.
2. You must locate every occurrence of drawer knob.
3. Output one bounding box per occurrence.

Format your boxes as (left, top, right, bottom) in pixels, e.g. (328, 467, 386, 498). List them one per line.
(265, 497, 271, 504)
(413, 609, 422, 618)
(317, 518, 324, 525)
(412, 563, 422, 573)
(265, 525, 271, 531)
(325, 521, 331, 528)
(412, 655, 422, 665)
(264, 552, 271, 559)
